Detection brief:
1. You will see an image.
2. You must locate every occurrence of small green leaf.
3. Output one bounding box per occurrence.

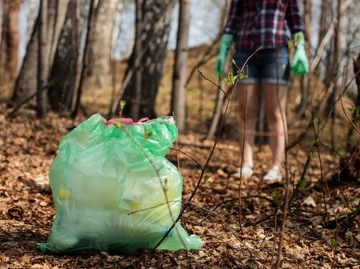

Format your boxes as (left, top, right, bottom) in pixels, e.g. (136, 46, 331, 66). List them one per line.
(114, 120, 122, 128)
(308, 148, 314, 159)
(330, 238, 337, 249)
(120, 100, 126, 109)
(227, 72, 236, 84)
(313, 117, 321, 128)
(297, 177, 307, 189)
(237, 70, 247, 79)
(144, 128, 153, 139)
(273, 191, 282, 206)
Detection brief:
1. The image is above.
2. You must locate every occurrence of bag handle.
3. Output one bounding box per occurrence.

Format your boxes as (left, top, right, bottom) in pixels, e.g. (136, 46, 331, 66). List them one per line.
(104, 117, 149, 126)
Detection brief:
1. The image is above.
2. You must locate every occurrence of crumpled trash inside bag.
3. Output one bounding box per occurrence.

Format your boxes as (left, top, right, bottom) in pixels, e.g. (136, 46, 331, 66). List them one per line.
(37, 113, 202, 254)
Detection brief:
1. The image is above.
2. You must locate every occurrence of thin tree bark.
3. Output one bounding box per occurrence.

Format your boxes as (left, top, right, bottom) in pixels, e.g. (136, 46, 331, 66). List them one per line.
(83, 0, 117, 90)
(324, 0, 344, 118)
(323, 0, 336, 86)
(26, 0, 37, 43)
(37, 0, 48, 118)
(71, 0, 96, 118)
(347, 53, 360, 149)
(130, 0, 143, 120)
(0, 0, 21, 81)
(310, 21, 335, 73)
(206, 0, 231, 139)
(67, 0, 81, 114)
(353, 53, 360, 116)
(329, 0, 344, 147)
(317, 0, 328, 53)
(47, 0, 82, 114)
(171, 0, 191, 133)
(297, 0, 313, 117)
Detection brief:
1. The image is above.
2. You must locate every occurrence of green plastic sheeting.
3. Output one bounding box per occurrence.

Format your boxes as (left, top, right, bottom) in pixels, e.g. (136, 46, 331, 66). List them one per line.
(37, 114, 202, 254)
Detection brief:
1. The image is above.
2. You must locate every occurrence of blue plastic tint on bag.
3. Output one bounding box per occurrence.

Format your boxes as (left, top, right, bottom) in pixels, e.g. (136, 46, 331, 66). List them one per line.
(37, 114, 202, 253)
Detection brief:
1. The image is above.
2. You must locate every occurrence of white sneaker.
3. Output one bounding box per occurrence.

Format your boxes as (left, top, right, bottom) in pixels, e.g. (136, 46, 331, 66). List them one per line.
(263, 166, 282, 182)
(231, 164, 253, 178)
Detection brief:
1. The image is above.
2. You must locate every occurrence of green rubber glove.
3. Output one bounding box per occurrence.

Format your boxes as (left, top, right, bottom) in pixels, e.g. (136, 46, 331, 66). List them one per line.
(215, 34, 234, 77)
(291, 32, 309, 76)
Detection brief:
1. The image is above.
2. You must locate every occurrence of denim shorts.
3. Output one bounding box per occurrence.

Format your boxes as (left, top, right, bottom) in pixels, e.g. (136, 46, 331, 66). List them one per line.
(233, 47, 290, 85)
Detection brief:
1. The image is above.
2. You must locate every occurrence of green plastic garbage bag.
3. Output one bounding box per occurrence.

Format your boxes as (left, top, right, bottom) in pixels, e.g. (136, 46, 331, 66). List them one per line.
(37, 114, 202, 254)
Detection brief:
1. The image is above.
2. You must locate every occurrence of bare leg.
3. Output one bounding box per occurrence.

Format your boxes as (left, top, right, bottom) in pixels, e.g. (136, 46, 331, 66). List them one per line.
(262, 83, 288, 168)
(236, 83, 260, 168)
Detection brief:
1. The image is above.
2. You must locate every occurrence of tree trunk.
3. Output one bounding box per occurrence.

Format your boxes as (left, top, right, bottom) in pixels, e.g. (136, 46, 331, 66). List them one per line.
(206, 0, 231, 139)
(36, 0, 48, 118)
(317, 0, 328, 54)
(323, 0, 336, 86)
(0, 0, 21, 81)
(26, 0, 37, 43)
(11, 0, 69, 109)
(347, 53, 360, 149)
(72, 0, 96, 118)
(171, 0, 191, 133)
(129, 0, 143, 120)
(67, 0, 81, 114)
(297, 0, 313, 117)
(324, 0, 343, 117)
(119, 0, 175, 120)
(83, 0, 117, 90)
(47, 0, 82, 114)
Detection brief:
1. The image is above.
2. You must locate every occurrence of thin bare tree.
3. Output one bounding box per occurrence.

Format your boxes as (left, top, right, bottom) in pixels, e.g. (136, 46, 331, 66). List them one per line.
(171, 0, 191, 133)
(296, 0, 313, 117)
(0, 0, 21, 82)
(324, 0, 347, 116)
(206, 0, 231, 139)
(83, 0, 118, 90)
(71, 0, 96, 118)
(130, 0, 143, 120)
(36, 0, 48, 118)
(47, 0, 82, 114)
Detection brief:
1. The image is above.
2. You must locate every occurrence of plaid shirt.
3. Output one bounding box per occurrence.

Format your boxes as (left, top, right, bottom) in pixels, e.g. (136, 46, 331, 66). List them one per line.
(224, 0, 304, 51)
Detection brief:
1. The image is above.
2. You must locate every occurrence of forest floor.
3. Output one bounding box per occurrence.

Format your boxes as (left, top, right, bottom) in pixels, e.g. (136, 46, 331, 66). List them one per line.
(1, 45, 360, 268)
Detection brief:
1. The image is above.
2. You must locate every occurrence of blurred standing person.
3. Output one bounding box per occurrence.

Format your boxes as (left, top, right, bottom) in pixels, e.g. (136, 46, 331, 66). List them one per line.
(215, 0, 309, 181)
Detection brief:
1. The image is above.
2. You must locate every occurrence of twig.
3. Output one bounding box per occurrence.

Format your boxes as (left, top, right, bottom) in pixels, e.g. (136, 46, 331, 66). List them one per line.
(153, 69, 237, 251)
(275, 2, 291, 267)
(184, 202, 258, 260)
(113, 122, 188, 251)
(340, 76, 360, 136)
(206, 195, 279, 218)
(7, 82, 54, 118)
